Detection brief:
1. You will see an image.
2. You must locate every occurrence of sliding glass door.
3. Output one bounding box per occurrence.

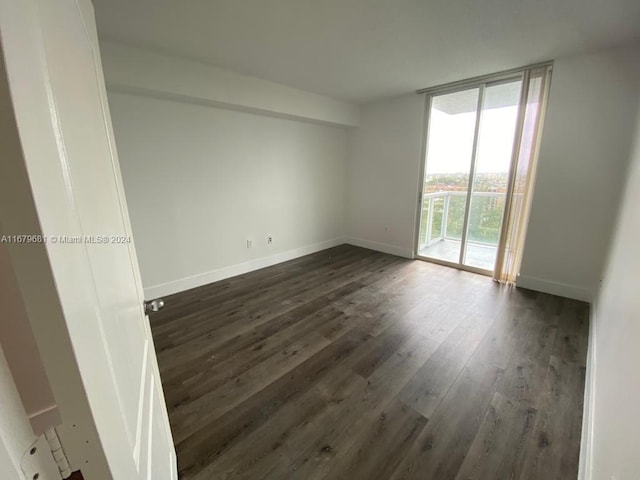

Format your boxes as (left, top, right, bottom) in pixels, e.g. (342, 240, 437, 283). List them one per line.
(417, 76, 524, 274)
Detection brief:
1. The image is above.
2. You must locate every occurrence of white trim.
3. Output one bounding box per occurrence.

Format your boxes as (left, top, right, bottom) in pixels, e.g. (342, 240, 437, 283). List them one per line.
(143, 237, 345, 298)
(516, 274, 593, 302)
(27, 405, 60, 436)
(578, 299, 597, 480)
(344, 237, 414, 259)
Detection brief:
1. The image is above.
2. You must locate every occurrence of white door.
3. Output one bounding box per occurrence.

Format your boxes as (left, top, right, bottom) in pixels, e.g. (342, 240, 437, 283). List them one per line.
(0, 0, 177, 479)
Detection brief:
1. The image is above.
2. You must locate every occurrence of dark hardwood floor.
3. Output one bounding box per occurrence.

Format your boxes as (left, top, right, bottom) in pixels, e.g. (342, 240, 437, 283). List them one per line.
(150, 244, 588, 480)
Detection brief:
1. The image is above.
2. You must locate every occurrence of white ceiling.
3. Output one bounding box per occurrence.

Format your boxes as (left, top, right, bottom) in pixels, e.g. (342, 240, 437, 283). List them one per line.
(92, 0, 640, 104)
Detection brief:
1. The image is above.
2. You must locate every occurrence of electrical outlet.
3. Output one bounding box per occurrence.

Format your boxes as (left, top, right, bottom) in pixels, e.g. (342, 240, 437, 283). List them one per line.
(384, 226, 389, 233)
(246, 239, 253, 248)
(267, 235, 273, 245)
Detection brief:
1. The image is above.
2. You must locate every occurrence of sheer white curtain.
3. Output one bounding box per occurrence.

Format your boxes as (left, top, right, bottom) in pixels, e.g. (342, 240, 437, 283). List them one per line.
(494, 66, 552, 284)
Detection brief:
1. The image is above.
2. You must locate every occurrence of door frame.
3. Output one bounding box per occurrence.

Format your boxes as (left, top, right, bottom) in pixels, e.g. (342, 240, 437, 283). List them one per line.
(413, 63, 550, 276)
(0, 345, 61, 480)
(0, 0, 175, 477)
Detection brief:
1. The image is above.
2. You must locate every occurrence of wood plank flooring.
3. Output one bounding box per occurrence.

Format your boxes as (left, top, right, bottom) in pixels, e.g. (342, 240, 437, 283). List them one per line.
(150, 245, 588, 480)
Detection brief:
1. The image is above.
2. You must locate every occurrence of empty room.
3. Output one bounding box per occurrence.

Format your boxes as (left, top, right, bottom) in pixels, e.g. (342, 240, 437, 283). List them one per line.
(1, 1, 640, 480)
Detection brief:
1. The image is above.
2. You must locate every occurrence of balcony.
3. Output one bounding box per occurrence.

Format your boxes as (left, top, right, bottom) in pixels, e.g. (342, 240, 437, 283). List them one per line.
(418, 190, 506, 271)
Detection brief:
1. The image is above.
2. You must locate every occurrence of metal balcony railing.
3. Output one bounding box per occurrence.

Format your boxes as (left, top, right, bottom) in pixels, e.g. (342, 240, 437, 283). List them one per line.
(419, 190, 507, 250)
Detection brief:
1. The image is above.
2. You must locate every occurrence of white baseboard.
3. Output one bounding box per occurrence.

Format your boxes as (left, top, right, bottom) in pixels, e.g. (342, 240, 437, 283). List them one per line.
(143, 237, 345, 298)
(516, 274, 593, 302)
(344, 237, 414, 259)
(578, 300, 597, 480)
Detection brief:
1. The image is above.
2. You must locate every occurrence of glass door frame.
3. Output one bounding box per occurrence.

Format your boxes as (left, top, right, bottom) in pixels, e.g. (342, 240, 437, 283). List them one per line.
(414, 69, 531, 276)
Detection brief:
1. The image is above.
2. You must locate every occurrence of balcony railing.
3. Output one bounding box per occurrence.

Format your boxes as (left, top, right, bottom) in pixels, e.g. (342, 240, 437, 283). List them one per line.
(419, 190, 508, 250)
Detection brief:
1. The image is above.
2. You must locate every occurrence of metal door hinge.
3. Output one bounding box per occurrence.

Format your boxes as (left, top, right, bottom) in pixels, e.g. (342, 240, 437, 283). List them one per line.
(21, 434, 61, 480)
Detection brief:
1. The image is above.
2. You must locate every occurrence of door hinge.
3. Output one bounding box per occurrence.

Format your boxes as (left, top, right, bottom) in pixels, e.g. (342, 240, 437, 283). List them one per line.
(45, 427, 72, 479)
(21, 434, 61, 480)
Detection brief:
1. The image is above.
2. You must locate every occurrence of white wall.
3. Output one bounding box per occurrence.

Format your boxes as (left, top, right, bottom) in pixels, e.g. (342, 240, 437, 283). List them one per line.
(346, 44, 640, 301)
(583, 98, 640, 480)
(109, 92, 348, 297)
(0, 244, 59, 434)
(0, 345, 60, 480)
(0, 344, 37, 480)
(345, 94, 426, 257)
(101, 42, 360, 128)
(108, 42, 640, 301)
(518, 44, 640, 301)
